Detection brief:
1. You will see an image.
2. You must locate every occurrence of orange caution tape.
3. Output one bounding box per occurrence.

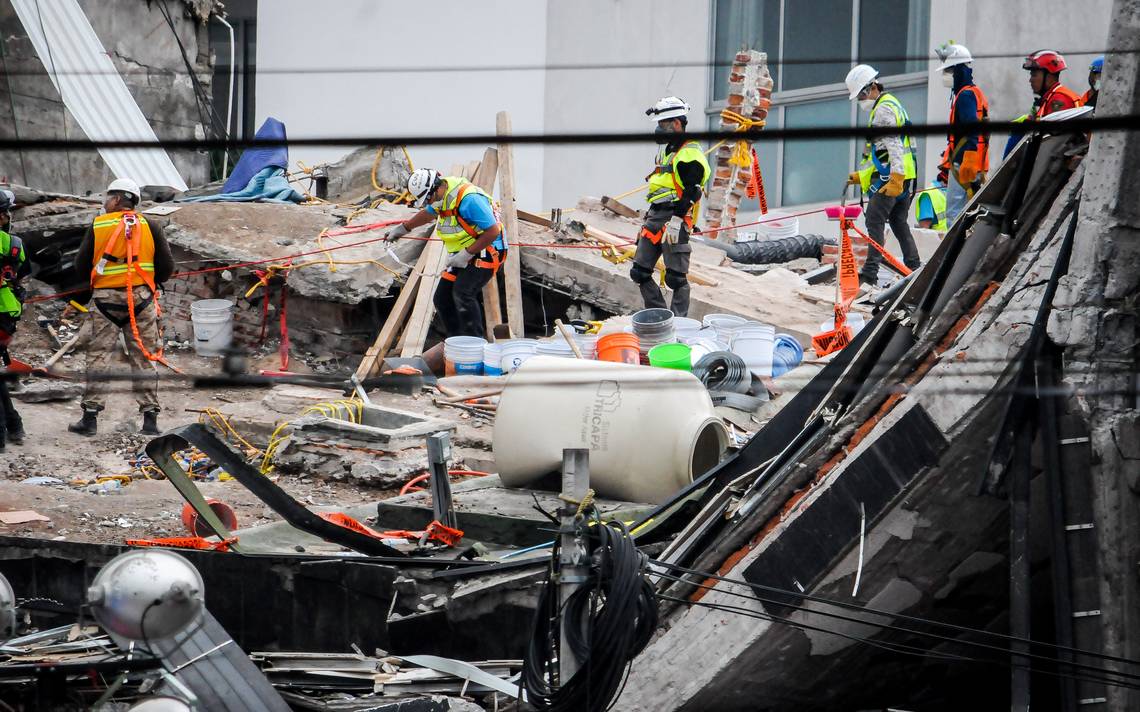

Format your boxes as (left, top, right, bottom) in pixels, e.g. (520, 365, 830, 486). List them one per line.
(318, 512, 464, 547)
(837, 224, 860, 307)
(126, 536, 237, 551)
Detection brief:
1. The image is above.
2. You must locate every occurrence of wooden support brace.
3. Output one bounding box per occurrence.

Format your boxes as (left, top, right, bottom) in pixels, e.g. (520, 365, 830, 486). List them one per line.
(471, 147, 503, 339)
(497, 111, 525, 338)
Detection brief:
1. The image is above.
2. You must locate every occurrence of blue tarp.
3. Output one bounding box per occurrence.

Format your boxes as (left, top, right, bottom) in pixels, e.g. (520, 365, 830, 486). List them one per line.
(222, 117, 289, 194)
(180, 167, 304, 204)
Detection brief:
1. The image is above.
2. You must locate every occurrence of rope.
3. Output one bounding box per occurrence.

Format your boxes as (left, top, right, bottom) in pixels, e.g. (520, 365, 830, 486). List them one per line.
(720, 109, 766, 168)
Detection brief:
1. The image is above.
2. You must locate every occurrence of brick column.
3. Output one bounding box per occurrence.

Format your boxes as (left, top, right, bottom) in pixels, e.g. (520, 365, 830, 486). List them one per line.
(703, 49, 773, 242)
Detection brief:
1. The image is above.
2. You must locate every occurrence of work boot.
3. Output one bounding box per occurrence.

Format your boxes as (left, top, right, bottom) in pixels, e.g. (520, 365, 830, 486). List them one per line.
(6, 427, 23, 445)
(68, 409, 98, 437)
(141, 410, 160, 435)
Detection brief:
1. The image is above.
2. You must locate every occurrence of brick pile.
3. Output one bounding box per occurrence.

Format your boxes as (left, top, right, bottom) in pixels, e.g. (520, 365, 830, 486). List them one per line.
(703, 49, 773, 241)
(820, 230, 870, 266)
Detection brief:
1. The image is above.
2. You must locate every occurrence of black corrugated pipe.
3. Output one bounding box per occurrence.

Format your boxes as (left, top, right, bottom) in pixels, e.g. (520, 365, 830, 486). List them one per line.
(691, 234, 835, 264)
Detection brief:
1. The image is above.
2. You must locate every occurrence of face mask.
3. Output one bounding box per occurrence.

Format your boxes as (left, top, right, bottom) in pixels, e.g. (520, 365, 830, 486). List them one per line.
(942, 71, 954, 88)
(654, 125, 675, 144)
(1091, 78, 1100, 91)
(858, 98, 874, 111)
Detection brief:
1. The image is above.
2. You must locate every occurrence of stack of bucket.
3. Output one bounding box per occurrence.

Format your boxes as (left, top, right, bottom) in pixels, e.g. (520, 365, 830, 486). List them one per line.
(483, 342, 504, 376)
(729, 323, 775, 377)
(756, 212, 800, 240)
(631, 308, 676, 360)
(500, 339, 538, 373)
(190, 299, 235, 357)
(536, 338, 578, 359)
(444, 336, 487, 375)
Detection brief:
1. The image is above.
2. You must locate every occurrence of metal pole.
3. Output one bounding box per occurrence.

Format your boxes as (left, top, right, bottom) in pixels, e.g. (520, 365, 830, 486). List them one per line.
(426, 432, 456, 529)
(558, 448, 589, 685)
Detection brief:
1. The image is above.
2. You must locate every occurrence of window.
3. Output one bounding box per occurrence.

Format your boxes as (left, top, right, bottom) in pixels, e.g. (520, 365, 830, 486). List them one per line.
(711, 0, 931, 208)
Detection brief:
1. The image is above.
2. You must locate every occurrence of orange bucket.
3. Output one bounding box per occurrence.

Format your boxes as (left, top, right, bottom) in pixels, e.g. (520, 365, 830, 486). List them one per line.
(181, 499, 238, 537)
(597, 332, 641, 365)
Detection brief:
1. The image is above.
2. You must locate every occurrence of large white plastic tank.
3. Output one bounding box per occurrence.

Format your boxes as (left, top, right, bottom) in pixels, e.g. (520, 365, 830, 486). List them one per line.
(493, 356, 728, 504)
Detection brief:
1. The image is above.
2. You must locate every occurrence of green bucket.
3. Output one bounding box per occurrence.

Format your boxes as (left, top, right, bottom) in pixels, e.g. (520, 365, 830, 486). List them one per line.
(648, 342, 692, 371)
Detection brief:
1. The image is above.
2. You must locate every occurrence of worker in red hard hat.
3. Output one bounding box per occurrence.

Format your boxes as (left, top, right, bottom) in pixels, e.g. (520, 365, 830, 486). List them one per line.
(1023, 50, 1081, 118)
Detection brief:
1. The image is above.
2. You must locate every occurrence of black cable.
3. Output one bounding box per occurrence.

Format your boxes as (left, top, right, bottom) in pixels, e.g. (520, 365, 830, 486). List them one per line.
(651, 559, 1140, 669)
(656, 593, 1140, 693)
(523, 520, 657, 712)
(0, 113, 1132, 152)
(652, 569, 1140, 684)
(0, 46, 1134, 77)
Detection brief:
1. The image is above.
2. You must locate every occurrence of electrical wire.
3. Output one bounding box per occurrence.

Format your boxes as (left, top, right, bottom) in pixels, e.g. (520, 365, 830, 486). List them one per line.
(650, 559, 1140, 669)
(523, 519, 657, 712)
(1, 114, 1133, 152)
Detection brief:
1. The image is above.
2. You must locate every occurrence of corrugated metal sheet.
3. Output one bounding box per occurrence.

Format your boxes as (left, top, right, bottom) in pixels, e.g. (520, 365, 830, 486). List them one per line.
(11, 0, 189, 191)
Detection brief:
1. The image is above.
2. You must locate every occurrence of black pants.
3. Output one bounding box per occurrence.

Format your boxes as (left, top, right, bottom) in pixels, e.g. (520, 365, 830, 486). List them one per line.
(0, 377, 21, 446)
(862, 181, 922, 282)
(434, 258, 497, 338)
(630, 204, 692, 317)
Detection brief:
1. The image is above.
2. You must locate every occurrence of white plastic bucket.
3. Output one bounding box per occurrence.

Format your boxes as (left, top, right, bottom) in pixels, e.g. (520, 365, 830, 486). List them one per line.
(731, 324, 776, 378)
(683, 335, 725, 366)
(190, 299, 234, 357)
(500, 339, 538, 373)
(820, 312, 867, 336)
(575, 333, 599, 359)
(672, 317, 703, 340)
(483, 342, 504, 376)
(536, 338, 578, 359)
(444, 335, 486, 375)
(703, 313, 748, 344)
(756, 212, 800, 240)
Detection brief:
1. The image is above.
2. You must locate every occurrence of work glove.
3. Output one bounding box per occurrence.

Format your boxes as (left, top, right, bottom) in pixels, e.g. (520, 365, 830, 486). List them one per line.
(384, 223, 409, 243)
(446, 249, 475, 271)
(847, 171, 862, 186)
(662, 215, 685, 244)
(881, 172, 905, 198)
(957, 150, 982, 187)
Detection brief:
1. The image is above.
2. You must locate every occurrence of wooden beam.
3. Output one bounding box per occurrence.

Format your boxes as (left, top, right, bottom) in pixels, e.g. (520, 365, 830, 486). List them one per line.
(354, 241, 431, 378)
(471, 147, 503, 339)
(518, 209, 552, 228)
(601, 195, 640, 219)
(496, 111, 525, 338)
(571, 221, 720, 287)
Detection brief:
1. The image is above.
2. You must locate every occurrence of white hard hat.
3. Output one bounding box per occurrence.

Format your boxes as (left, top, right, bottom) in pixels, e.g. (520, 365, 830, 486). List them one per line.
(646, 96, 690, 122)
(106, 178, 142, 203)
(407, 168, 442, 208)
(845, 64, 880, 101)
(935, 42, 973, 71)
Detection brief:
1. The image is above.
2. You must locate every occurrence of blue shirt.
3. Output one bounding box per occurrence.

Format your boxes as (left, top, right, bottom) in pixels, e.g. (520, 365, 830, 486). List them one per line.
(427, 190, 505, 250)
(917, 193, 936, 223)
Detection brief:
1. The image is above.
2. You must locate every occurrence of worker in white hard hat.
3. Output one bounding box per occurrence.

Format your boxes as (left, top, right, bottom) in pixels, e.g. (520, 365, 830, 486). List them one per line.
(69, 178, 174, 437)
(384, 168, 507, 338)
(845, 65, 921, 286)
(933, 42, 991, 225)
(631, 96, 710, 317)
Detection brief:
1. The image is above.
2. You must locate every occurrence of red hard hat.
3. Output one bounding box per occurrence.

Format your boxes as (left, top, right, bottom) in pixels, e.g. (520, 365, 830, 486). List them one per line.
(1023, 50, 1067, 74)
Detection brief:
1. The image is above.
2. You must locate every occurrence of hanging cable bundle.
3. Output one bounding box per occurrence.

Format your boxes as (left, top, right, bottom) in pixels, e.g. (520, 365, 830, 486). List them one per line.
(523, 520, 658, 712)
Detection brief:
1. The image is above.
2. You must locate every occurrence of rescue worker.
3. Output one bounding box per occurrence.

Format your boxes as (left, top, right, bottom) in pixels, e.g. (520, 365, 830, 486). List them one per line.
(934, 42, 989, 224)
(1003, 50, 1081, 158)
(631, 96, 709, 317)
(845, 65, 921, 286)
(1081, 55, 1103, 108)
(914, 182, 948, 231)
(385, 168, 507, 338)
(0, 189, 28, 452)
(69, 179, 174, 436)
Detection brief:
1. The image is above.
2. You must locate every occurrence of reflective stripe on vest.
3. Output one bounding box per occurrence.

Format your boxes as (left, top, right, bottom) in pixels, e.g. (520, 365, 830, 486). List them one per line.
(434, 177, 505, 253)
(1035, 83, 1081, 118)
(941, 84, 991, 172)
(857, 93, 918, 193)
(914, 187, 948, 231)
(0, 230, 23, 317)
(90, 211, 157, 290)
(646, 139, 711, 216)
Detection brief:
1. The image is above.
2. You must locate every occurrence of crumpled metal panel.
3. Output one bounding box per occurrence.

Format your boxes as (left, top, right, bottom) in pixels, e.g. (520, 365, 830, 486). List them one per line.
(11, 0, 189, 191)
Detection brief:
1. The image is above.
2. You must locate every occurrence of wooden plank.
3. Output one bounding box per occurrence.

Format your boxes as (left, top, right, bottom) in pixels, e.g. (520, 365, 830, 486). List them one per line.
(601, 195, 640, 219)
(518, 209, 552, 228)
(573, 221, 719, 287)
(496, 111, 525, 338)
(400, 162, 466, 357)
(354, 243, 431, 378)
(471, 147, 503, 339)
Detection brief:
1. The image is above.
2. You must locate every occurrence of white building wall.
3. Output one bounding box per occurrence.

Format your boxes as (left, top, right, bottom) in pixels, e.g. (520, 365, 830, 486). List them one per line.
(540, 0, 712, 212)
(255, 0, 548, 208)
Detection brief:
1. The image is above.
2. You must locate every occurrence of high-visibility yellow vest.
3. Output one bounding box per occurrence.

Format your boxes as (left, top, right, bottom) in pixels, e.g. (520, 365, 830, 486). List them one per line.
(646, 139, 711, 219)
(857, 93, 918, 194)
(90, 211, 156, 290)
(914, 186, 948, 231)
(0, 230, 24, 316)
(434, 177, 503, 254)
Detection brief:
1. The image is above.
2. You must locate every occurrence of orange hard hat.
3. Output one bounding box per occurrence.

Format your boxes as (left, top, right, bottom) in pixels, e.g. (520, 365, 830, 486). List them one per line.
(1023, 50, 1067, 74)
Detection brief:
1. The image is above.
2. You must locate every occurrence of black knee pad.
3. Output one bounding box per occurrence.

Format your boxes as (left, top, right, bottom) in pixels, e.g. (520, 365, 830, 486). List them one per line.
(664, 269, 688, 291)
(630, 262, 654, 285)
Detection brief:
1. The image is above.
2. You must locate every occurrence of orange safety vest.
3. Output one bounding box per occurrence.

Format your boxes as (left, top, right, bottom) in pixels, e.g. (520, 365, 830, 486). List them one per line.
(940, 84, 990, 173)
(1035, 83, 1081, 118)
(89, 211, 157, 290)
